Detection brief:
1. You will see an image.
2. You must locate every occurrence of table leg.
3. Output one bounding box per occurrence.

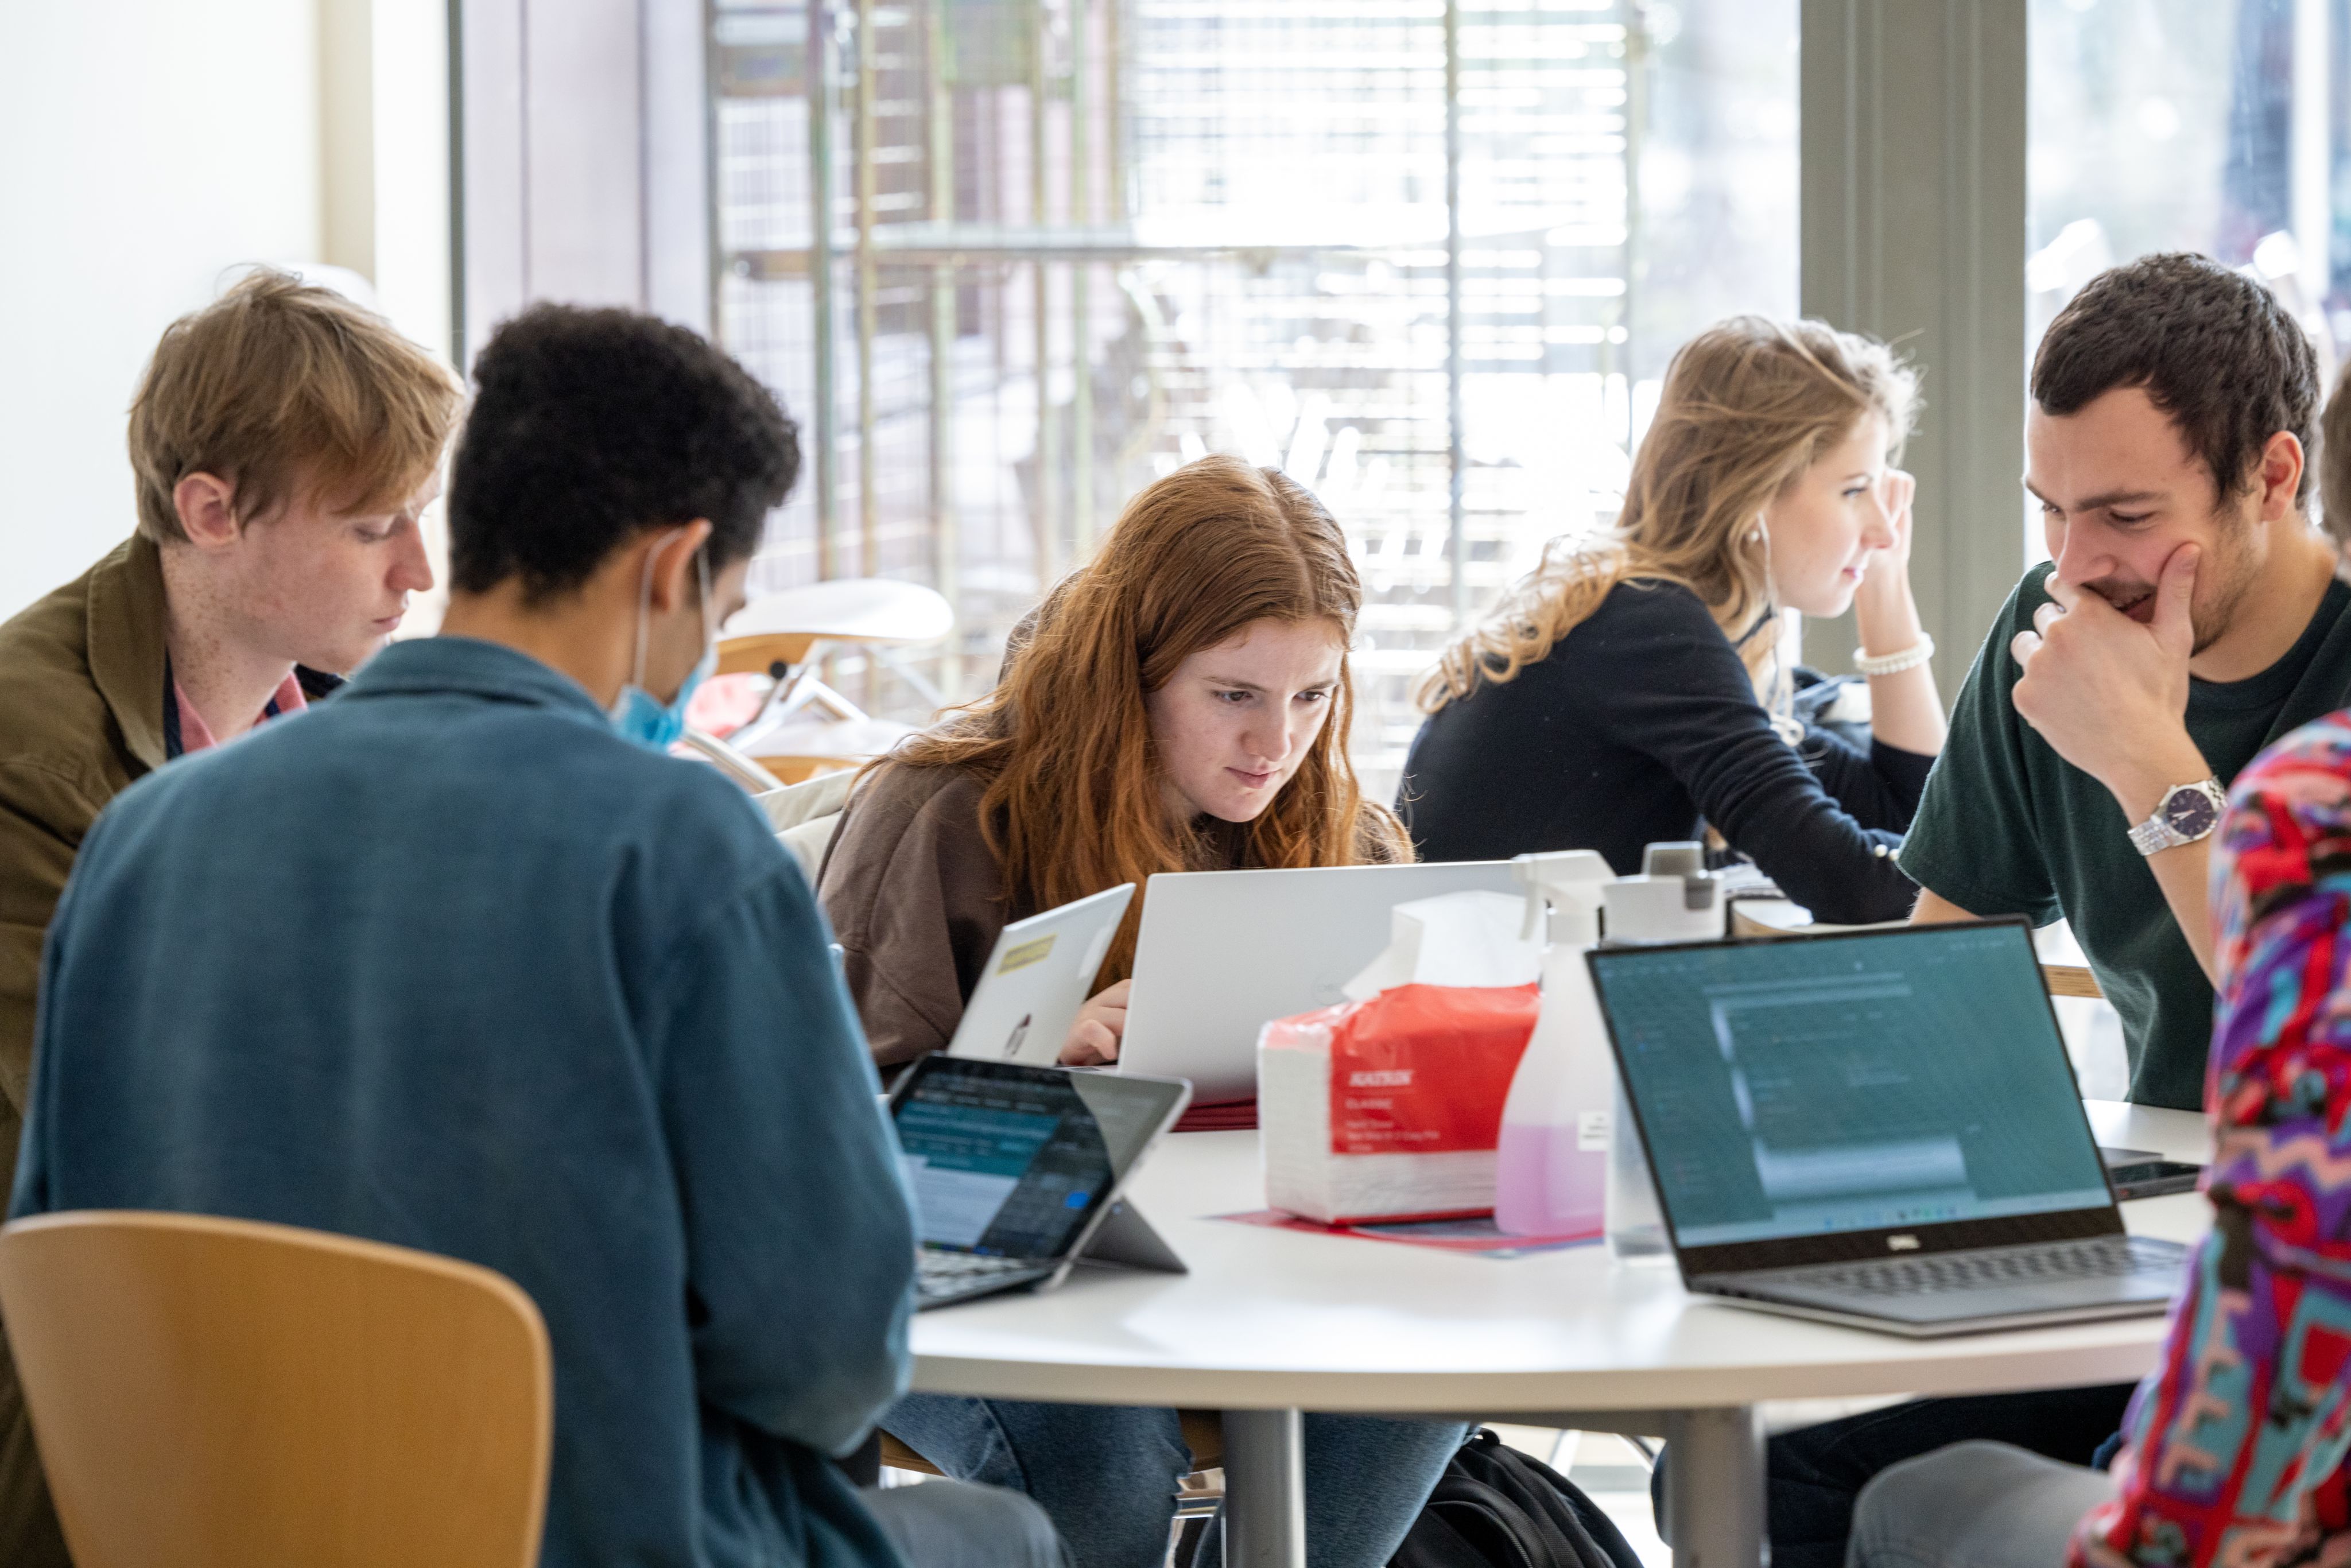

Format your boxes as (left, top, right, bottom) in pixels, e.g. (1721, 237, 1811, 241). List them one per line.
(1222, 1407, 1307, 1568)
(1662, 1405, 1766, 1568)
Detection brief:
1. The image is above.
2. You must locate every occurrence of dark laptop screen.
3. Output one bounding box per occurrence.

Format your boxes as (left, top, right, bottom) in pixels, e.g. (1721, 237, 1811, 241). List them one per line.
(1588, 923, 2111, 1249)
(894, 1058, 1182, 1259)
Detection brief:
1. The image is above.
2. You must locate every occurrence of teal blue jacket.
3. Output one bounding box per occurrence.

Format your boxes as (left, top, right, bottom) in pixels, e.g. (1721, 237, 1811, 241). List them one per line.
(14, 636, 917, 1568)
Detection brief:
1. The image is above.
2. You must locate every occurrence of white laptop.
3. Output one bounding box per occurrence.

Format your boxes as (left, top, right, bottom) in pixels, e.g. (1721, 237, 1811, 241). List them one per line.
(1117, 860, 1522, 1103)
(946, 884, 1135, 1066)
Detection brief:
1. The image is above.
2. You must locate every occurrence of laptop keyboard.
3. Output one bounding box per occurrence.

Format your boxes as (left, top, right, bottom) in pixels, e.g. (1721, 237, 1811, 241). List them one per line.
(915, 1252, 1053, 1303)
(1763, 1236, 2174, 1299)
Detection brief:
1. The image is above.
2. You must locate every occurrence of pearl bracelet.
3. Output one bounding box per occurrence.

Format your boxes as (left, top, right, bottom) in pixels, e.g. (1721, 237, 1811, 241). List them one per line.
(1855, 634, 1935, 677)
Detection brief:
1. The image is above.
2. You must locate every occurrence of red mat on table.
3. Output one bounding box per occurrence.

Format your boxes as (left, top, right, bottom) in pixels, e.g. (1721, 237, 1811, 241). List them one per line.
(1219, 1209, 1601, 1256)
(1173, 1099, 1258, 1133)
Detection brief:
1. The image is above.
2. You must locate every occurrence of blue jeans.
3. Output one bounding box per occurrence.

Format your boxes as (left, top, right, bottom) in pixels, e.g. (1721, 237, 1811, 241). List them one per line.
(884, 1394, 1466, 1568)
(1844, 1441, 2115, 1568)
(1651, 1383, 2135, 1568)
(864, 1477, 1068, 1568)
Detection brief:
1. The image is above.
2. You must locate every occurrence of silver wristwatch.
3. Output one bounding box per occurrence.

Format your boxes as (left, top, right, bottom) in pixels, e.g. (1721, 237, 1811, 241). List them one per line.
(2126, 778, 2226, 856)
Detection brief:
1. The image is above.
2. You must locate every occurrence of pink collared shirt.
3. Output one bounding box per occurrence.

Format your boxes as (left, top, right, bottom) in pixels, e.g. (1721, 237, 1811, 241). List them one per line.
(170, 670, 308, 755)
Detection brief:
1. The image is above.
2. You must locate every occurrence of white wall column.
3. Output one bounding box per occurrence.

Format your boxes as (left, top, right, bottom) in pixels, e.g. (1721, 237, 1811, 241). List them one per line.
(0, 2, 327, 618)
(455, 0, 713, 367)
(1799, 0, 2030, 692)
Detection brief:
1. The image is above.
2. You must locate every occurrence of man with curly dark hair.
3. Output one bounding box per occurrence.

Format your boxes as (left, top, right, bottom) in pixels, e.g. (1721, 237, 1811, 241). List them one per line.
(9, 305, 1060, 1568)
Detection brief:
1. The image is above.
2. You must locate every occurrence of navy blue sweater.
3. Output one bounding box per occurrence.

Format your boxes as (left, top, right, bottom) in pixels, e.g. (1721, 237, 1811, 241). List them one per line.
(1397, 580, 1931, 924)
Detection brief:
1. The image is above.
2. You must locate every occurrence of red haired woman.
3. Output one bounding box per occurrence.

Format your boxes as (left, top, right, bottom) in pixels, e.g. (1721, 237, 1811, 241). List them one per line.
(823, 453, 1403, 1067)
(818, 455, 1462, 1568)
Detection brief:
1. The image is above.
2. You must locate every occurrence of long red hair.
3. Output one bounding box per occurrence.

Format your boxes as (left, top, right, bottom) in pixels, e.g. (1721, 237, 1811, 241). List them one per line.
(888, 454, 1402, 980)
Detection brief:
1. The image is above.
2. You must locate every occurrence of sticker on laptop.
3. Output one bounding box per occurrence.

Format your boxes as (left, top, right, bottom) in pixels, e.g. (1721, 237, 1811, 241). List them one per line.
(999, 934, 1057, 975)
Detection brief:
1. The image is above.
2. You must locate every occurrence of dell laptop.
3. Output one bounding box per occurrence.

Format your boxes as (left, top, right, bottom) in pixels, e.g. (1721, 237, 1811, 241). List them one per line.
(946, 884, 1135, 1066)
(891, 1054, 1192, 1309)
(1588, 918, 2187, 1337)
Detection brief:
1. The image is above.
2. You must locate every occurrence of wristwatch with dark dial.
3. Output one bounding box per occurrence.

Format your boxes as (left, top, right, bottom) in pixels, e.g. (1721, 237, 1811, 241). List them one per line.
(2126, 778, 2226, 857)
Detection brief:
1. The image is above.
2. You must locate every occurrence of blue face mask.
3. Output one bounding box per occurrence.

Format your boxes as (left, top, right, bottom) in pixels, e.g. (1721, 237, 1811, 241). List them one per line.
(610, 534, 718, 754)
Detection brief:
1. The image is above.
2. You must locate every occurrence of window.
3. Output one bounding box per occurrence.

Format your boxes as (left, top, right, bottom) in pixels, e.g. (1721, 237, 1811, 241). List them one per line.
(2027, 0, 2342, 551)
(710, 0, 1795, 790)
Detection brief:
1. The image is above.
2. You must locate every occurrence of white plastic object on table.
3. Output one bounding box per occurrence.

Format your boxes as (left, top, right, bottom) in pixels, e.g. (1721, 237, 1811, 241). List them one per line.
(1491, 852, 1617, 1238)
(720, 578, 955, 646)
(1599, 855, 1727, 1257)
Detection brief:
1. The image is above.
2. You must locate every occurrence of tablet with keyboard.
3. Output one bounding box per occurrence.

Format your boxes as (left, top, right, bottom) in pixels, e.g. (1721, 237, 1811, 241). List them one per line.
(890, 1055, 1192, 1309)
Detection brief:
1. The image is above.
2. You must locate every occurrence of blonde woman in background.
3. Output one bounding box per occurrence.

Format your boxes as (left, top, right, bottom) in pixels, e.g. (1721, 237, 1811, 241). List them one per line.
(1395, 315, 1943, 925)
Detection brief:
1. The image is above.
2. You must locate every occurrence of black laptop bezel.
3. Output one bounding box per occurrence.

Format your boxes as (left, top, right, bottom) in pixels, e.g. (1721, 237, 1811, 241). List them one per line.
(1585, 915, 2125, 1283)
(888, 1054, 1193, 1274)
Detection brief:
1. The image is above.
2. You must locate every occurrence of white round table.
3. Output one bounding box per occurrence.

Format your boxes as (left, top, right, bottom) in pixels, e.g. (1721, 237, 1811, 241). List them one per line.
(910, 1100, 2211, 1568)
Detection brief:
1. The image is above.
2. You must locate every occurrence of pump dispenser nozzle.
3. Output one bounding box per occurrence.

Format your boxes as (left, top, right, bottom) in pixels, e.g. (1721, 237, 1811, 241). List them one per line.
(1510, 850, 1614, 947)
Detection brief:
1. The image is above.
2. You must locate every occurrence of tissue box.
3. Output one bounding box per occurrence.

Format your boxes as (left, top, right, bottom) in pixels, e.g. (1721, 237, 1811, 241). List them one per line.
(1260, 982, 1539, 1224)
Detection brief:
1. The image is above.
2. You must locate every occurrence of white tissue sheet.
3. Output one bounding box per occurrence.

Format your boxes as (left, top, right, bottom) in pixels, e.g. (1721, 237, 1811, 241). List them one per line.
(1341, 891, 1540, 1002)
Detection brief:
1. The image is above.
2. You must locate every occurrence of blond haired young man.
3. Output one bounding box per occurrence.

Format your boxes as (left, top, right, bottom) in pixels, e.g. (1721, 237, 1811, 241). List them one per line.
(0, 269, 460, 1563)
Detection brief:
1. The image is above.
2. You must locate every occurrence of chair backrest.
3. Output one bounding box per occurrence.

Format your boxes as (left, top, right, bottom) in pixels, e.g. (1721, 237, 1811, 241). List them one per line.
(781, 810, 845, 882)
(755, 765, 858, 882)
(0, 1210, 552, 1568)
(754, 765, 859, 834)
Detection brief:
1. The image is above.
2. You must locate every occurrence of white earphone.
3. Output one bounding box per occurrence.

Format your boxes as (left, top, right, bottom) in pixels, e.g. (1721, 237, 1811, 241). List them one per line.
(1743, 513, 1805, 747)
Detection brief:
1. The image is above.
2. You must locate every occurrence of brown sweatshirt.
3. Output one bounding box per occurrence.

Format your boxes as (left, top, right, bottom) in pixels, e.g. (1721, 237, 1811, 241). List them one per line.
(816, 759, 1406, 1066)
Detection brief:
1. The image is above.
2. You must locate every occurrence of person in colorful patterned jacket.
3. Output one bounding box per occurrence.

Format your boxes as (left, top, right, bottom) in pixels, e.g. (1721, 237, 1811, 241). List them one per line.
(1842, 709, 2351, 1567)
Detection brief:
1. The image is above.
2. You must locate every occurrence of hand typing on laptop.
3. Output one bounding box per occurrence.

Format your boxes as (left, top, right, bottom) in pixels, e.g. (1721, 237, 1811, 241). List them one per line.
(1060, 980, 1131, 1065)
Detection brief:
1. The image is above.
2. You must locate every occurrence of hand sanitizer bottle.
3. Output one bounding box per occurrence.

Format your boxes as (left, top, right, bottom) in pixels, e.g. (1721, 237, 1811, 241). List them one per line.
(1493, 851, 1616, 1238)
(1600, 843, 1723, 1260)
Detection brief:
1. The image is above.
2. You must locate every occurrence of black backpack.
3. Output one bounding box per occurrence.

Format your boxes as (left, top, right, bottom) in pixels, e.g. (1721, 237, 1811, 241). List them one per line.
(1387, 1429, 1645, 1568)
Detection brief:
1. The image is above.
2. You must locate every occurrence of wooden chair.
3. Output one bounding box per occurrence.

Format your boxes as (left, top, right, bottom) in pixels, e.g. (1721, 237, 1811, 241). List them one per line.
(0, 1210, 553, 1568)
(717, 580, 955, 784)
(2040, 964, 2103, 999)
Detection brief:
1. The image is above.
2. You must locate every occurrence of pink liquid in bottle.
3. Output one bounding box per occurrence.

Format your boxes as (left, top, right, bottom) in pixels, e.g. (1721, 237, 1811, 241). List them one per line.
(1493, 1121, 1606, 1240)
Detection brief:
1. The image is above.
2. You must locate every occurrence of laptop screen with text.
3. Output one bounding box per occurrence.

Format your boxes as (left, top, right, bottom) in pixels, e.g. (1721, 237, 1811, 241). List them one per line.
(894, 1059, 1184, 1259)
(1589, 923, 2111, 1249)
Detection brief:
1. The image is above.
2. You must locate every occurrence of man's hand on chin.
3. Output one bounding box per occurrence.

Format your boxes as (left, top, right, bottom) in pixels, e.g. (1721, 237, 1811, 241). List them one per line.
(2010, 542, 2211, 818)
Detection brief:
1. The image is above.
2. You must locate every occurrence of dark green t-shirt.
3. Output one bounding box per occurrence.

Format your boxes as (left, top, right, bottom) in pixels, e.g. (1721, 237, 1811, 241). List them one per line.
(1900, 562, 2351, 1109)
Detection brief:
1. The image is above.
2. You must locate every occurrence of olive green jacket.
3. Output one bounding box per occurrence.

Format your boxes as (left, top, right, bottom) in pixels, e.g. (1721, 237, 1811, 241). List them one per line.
(0, 537, 344, 1191)
(0, 534, 177, 1567)
(0, 536, 176, 1195)
(0, 535, 341, 1563)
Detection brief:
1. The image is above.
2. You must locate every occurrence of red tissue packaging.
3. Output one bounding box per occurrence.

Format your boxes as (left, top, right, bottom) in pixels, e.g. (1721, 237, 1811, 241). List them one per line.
(1259, 981, 1540, 1224)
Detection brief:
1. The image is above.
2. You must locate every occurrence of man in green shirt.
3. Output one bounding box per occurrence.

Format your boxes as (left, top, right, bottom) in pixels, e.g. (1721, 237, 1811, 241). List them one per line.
(1900, 251, 2351, 1110)
(1682, 252, 2351, 1568)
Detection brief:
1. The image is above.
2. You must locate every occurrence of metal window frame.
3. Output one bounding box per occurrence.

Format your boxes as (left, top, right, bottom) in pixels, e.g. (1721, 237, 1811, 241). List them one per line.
(447, 0, 2024, 695)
